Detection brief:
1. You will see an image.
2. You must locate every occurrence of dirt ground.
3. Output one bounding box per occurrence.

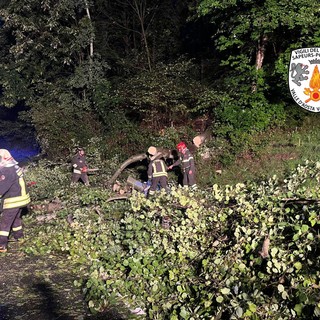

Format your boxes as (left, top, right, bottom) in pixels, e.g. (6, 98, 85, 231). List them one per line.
(0, 241, 121, 320)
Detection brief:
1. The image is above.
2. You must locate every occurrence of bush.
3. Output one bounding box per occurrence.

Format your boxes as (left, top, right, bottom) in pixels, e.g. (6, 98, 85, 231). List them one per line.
(24, 160, 320, 319)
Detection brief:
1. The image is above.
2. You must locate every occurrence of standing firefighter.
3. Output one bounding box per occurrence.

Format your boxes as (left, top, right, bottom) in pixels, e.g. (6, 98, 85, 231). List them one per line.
(71, 147, 90, 186)
(0, 149, 31, 253)
(147, 153, 169, 196)
(168, 142, 197, 188)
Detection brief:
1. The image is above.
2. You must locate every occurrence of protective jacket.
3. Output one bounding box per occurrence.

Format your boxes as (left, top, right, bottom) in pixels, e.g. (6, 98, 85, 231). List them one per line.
(147, 159, 168, 195)
(171, 148, 196, 188)
(72, 154, 88, 174)
(148, 159, 168, 180)
(172, 148, 195, 173)
(71, 153, 89, 186)
(0, 150, 30, 250)
(0, 165, 30, 209)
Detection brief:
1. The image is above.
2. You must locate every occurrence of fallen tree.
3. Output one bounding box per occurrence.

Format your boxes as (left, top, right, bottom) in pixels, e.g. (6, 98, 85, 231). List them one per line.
(107, 147, 175, 187)
(107, 153, 147, 187)
(107, 128, 212, 188)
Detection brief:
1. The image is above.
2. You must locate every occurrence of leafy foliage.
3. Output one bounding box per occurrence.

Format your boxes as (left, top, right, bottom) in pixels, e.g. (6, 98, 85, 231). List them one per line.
(113, 59, 209, 129)
(0, 0, 109, 156)
(24, 159, 320, 319)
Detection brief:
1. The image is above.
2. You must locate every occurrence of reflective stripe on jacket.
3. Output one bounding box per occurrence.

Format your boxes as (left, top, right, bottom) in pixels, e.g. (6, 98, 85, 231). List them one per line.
(148, 159, 167, 179)
(0, 165, 31, 209)
(172, 149, 195, 172)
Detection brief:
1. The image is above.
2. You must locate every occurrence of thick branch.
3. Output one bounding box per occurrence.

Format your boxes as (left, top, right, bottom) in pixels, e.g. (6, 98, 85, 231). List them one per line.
(193, 128, 212, 148)
(108, 153, 147, 187)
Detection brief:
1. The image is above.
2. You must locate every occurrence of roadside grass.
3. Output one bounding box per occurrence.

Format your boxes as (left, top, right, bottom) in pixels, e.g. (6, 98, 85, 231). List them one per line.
(205, 115, 320, 186)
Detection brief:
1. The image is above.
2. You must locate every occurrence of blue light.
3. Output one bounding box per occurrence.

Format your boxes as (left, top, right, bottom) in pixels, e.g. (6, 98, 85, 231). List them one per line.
(0, 137, 39, 164)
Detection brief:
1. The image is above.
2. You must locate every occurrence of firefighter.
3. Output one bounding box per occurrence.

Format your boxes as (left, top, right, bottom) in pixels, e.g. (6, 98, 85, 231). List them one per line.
(147, 153, 169, 196)
(71, 147, 90, 186)
(0, 149, 31, 253)
(168, 141, 197, 188)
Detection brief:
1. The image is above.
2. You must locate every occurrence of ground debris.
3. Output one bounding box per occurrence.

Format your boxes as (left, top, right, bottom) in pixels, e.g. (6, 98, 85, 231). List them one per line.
(0, 247, 93, 320)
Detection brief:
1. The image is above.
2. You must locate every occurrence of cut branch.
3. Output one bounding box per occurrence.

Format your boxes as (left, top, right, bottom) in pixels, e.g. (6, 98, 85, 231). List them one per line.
(193, 128, 212, 148)
(259, 235, 270, 259)
(108, 153, 147, 187)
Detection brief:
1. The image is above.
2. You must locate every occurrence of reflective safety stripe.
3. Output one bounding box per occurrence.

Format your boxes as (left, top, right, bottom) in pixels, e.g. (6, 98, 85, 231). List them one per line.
(3, 174, 31, 209)
(182, 156, 193, 163)
(3, 194, 31, 209)
(0, 231, 9, 237)
(152, 160, 167, 177)
(73, 169, 81, 174)
(12, 226, 22, 232)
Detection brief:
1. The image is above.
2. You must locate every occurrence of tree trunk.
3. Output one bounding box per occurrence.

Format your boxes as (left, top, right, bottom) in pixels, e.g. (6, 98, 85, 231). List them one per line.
(255, 34, 268, 70)
(107, 153, 147, 187)
(252, 34, 268, 92)
(108, 146, 177, 188)
(147, 146, 175, 159)
(193, 128, 212, 148)
(84, 0, 94, 58)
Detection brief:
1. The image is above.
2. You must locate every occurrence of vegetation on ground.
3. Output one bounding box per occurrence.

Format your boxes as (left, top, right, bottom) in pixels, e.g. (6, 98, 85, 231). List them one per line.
(8, 116, 318, 319)
(1, 1, 320, 318)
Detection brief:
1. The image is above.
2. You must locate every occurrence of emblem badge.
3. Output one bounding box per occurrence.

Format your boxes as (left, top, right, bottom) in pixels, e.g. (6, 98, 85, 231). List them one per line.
(289, 47, 320, 112)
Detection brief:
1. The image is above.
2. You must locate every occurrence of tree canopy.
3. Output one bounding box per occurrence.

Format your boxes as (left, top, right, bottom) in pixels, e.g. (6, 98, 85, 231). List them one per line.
(0, 0, 320, 158)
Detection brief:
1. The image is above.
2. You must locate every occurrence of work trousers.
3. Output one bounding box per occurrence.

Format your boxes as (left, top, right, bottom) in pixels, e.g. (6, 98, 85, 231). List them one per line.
(0, 207, 24, 246)
(149, 176, 168, 195)
(71, 173, 89, 186)
(183, 171, 197, 188)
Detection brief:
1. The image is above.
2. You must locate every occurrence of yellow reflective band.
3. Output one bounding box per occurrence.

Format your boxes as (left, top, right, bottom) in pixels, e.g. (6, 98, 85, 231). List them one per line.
(0, 231, 9, 237)
(3, 194, 31, 209)
(12, 226, 22, 231)
(152, 160, 167, 177)
(182, 157, 193, 162)
(3, 175, 31, 209)
(153, 172, 168, 177)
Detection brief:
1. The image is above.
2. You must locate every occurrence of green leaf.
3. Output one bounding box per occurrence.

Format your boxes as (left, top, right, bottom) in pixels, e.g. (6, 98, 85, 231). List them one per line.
(294, 262, 302, 271)
(248, 302, 257, 312)
(216, 296, 224, 303)
(294, 303, 303, 316)
(221, 287, 230, 295)
(179, 306, 188, 319)
(236, 306, 243, 317)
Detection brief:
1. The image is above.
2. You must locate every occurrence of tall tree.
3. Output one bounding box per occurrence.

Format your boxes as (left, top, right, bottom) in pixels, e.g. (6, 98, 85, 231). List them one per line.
(196, 0, 320, 89)
(0, 0, 108, 157)
(192, 1, 320, 140)
(92, 0, 186, 75)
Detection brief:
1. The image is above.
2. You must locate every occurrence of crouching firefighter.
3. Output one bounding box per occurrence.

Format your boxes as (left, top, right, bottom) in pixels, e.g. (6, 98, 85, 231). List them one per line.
(0, 149, 31, 253)
(147, 153, 169, 196)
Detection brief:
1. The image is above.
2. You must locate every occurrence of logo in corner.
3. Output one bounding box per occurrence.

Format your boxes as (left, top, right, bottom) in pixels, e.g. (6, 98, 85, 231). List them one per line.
(289, 47, 320, 112)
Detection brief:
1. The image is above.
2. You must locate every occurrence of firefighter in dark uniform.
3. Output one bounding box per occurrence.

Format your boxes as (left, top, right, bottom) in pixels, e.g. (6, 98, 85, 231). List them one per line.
(147, 153, 169, 196)
(71, 148, 89, 186)
(0, 149, 31, 253)
(168, 141, 197, 188)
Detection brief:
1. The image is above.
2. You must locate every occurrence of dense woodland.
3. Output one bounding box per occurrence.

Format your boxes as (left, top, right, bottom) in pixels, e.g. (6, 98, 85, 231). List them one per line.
(1, 0, 320, 160)
(1, 1, 320, 319)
